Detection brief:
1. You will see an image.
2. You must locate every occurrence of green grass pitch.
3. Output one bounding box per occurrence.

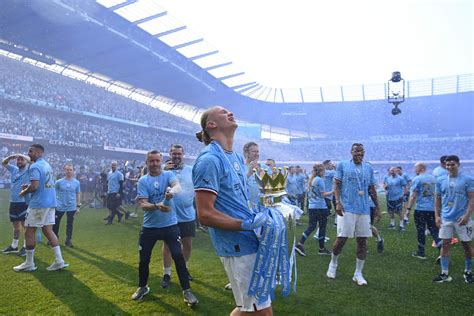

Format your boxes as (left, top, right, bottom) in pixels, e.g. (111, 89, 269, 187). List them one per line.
(0, 189, 472, 315)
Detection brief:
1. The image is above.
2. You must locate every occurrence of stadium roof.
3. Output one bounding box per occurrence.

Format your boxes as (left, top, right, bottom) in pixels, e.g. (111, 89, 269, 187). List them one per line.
(1, 0, 472, 105)
(96, 0, 473, 103)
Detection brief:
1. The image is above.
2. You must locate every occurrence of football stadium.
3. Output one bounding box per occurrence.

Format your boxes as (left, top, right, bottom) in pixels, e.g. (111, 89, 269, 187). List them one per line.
(0, 0, 473, 315)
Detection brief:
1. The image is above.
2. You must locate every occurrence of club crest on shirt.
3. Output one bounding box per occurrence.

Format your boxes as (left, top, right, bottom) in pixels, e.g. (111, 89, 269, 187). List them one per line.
(153, 181, 160, 189)
(233, 162, 240, 171)
(66, 183, 71, 187)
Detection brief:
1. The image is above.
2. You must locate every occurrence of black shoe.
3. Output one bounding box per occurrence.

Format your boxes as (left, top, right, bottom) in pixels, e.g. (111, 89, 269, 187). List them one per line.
(161, 274, 171, 288)
(464, 271, 473, 284)
(125, 212, 130, 220)
(65, 240, 74, 248)
(2, 245, 19, 254)
(377, 238, 384, 253)
(103, 216, 111, 221)
(433, 273, 452, 283)
(188, 273, 193, 281)
(131, 286, 150, 300)
(105, 221, 112, 225)
(412, 251, 426, 260)
(295, 243, 306, 257)
(318, 248, 332, 256)
(18, 247, 26, 257)
(117, 213, 123, 223)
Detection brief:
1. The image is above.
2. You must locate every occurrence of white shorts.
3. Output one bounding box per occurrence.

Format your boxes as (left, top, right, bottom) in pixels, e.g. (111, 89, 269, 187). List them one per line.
(439, 220, 473, 242)
(337, 212, 372, 238)
(25, 208, 56, 228)
(220, 253, 272, 312)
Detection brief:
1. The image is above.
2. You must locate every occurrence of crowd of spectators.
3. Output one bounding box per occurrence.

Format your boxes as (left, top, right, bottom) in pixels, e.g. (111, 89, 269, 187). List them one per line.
(0, 55, 199, 134)
(0, 102, 204, 155)
(259, 138, 474, 162)
(1, 54, 472, 184)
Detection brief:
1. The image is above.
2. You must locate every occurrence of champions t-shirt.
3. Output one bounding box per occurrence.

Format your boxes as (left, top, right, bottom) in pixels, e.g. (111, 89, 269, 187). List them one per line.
(335, 160, 375, 215)
(308, 176, 327, 209)
(324, 169, 336, 199)
(170, 165, 196, 223)
(55, 178, 80, 212)
(107, 170, 124, 194)
(436, 173, 474, 222)
(384, 175, 407, 201)
(137, 171, 178, 228)
(28, 158, 56, 208)
(6, 164, 29, 203)
(193, 141, 258, 257)
(410, 173, 436, 211)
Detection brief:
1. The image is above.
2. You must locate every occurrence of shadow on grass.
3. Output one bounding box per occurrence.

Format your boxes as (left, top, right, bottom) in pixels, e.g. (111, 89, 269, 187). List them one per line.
(65, 247, 137, 287)
(32, 258, 129, 315)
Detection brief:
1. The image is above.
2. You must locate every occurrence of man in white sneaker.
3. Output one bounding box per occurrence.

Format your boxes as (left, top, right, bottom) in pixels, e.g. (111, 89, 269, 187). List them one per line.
(13, 144, 68, 272)
(433, 155, 474, 284)
(327, 143, 380, 286)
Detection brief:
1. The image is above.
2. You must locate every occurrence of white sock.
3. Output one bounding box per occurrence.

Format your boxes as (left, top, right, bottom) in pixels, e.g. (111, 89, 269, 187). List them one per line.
(330, 253, 339, 266)
(355, 258, 365, 275)
(11, 239, 19, 248)
(26, 249, 35, 265)
(52, 246, 64, 263)
(376, 234, 382, 242)
(185, 261, 189, 269)
(23, 240, 26, 247)
(163, 266, 172, 276)
(390, 219, 395, 225)
(400, 221, 404, 228)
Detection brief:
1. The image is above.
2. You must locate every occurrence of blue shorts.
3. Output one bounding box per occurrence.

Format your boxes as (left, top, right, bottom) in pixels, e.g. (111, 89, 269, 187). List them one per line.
(387, 199, 403, 213)
(9, 202, 28, 222)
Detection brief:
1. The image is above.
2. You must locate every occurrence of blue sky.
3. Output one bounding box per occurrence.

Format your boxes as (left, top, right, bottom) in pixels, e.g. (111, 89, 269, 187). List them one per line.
(151, 0, 472, 88)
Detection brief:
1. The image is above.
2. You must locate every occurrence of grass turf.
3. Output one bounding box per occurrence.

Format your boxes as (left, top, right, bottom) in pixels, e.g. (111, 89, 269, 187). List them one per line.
(0, 189, 473, 315)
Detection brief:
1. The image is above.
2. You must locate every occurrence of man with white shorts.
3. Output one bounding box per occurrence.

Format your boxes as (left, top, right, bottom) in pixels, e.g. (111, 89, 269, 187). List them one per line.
(193, 106, 270, 315)
(13, 144, 68, 272)
(327, 143, 380, 286)
(433, 155, 473, 284)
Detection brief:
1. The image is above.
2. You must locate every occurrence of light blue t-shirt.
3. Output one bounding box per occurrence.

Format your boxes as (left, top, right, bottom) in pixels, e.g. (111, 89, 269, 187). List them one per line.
(308, 177, 327, 209)
(436, 173, 474, 222)
(246, 164, 261, 208)
(335, 160, 375, 215)
(296, 173, 307, 194)
(324, 169, 336, 199)
(170, 165, 196, 223)
(286, 174, 298, 196)
(402, 173, 411, 185)
(28, 158, 56, 208)
(55, 178, 80, 212)
(6, 164, 29, 203)
(138, 171, 178, 228)
(410, 173, 436, 211)
(384, 175, 407, 201)
(433, 166, 448, 178)
(193, 141, 259, 257)
(107, 170, 124, 194)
